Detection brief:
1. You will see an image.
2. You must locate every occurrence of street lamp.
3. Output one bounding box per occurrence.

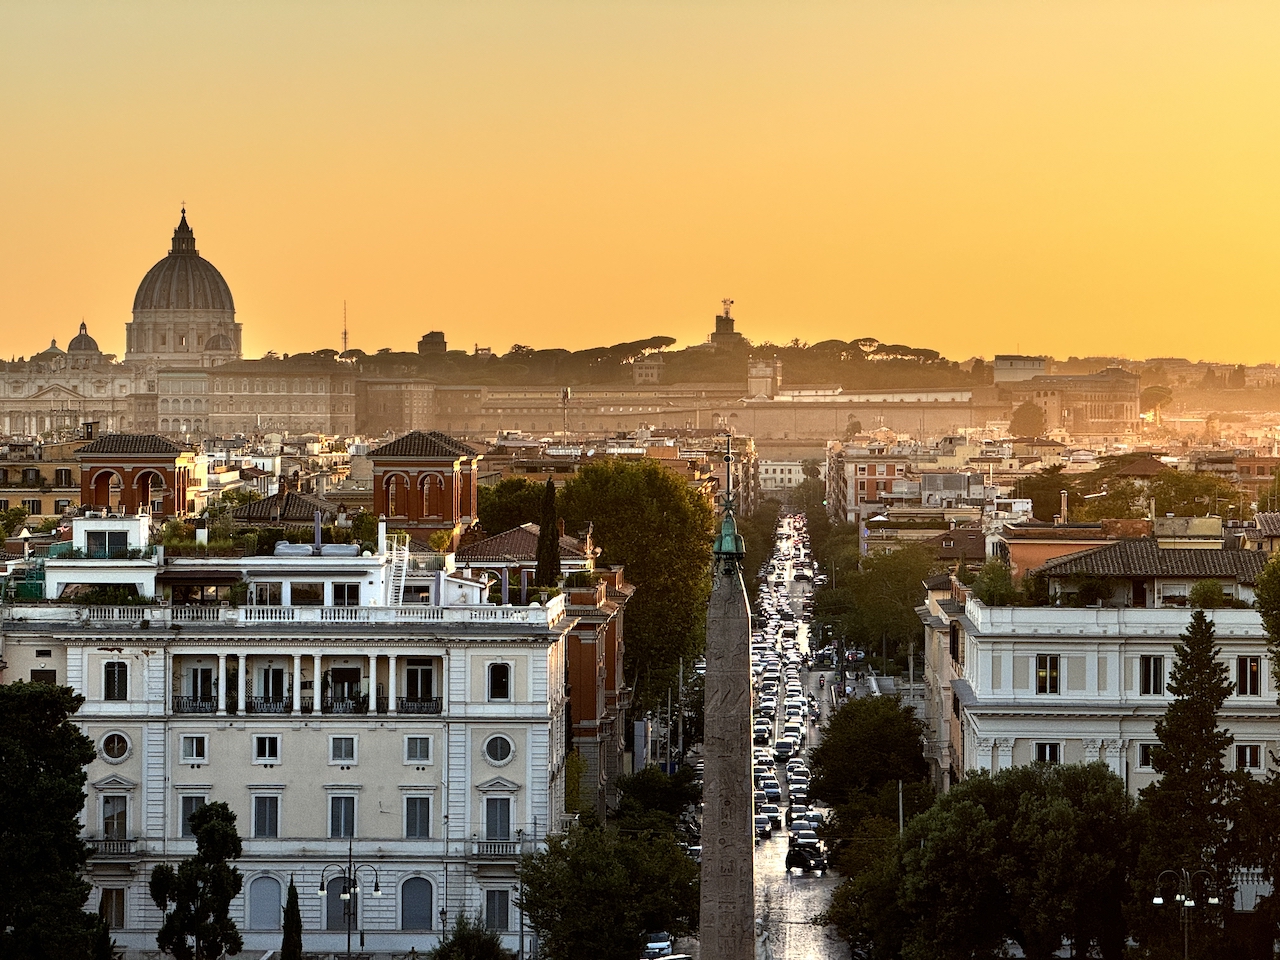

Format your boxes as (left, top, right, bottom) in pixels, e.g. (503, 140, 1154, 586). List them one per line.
(316, 838, 382, 959)
(1152, 867, 1220, 960)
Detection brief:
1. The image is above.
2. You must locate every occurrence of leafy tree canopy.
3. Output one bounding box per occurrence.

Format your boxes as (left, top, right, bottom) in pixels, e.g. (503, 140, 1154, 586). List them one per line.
(150, 801, 244, 960)
(0, 681, 106, 960)
(1010, 401, 1047, 438)
(427, 913, 515, 960)
(519, 823, 698, 960)
(559, 458, 714, 705)
(477, 477, 546, 535)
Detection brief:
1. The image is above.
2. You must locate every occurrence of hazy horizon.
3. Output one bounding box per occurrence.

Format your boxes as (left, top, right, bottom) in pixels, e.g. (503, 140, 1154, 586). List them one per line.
(5, 2, 1280, 366)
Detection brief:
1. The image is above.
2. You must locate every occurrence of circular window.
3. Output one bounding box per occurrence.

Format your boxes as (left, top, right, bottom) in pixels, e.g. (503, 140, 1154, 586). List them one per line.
(484, 735, 513, 765)
(101, 732, 131, 763)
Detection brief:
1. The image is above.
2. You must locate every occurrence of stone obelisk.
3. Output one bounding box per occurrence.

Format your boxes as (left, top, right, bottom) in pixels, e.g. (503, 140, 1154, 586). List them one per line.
(699, 442, 755, 960)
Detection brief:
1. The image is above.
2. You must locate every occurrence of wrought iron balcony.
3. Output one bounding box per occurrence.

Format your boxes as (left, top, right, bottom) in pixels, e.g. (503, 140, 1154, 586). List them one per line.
(174, 696, 216, 714)
(397, 696, 443, 715)
(322, 696, 369, 715)
(245, 696, 291, 715)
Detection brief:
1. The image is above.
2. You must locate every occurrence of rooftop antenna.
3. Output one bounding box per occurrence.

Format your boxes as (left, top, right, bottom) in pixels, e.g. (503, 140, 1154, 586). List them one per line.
(721, 297, 734, 319)
(342, 300, 349, 354)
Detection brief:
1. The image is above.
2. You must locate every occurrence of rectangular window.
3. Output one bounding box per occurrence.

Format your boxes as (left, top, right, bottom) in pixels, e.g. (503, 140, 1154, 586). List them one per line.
(181, 735, 207, 763)
(330, 736, 356, 764)
(330, 795, 356, 838)
(405, 660, 434, 700)
(104, 661, 128, 701)
(103, 795, 127, 840)
(1034, 742, 1061, 764)
(0, 500, 8, 512)
(260, 667, 286, 701)
(333, 583, 360, 606)
(1237, 744, 1262, 770)
(22, 498, 41, 514)
(291, 582, 323, 606)
(1138, 743, 1156, 769)
(253, 796, 280, 838)
(86, 530, 129, 558)
(1035, 654, 1059, 695)
(1238, 657, 1262, 696)
(485, 889, 510, 931)
(190, 667, 214, 700)
(30, 669, 56, 684)
(405, 796, 431, 839)
(488, 663, 511, 701)
(485, 797, 512, 841)
(251, 582, 283, 606)
(55, 468, 73, 486)
(99, 888, 125, 929)
(254, 735, 280, 763)
(405, 736, 432, 763)
(1139, 655, 1164, 696)
(180, 796, 206, 837)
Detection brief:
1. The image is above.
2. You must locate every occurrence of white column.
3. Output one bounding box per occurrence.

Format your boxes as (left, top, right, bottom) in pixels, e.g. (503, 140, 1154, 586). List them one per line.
(995, 737, 1013, 772)
(975, 736, 994, 772)
(216, 653, 227, 715)
(387, 655, 398, 715)
(293, 655, 303, 714)
(313, 654, 323, 713)
(369, 654, 378, 712)
(237, 654, 247, 713)
(164, 650, 173, 715)
(1083, 738, 1102, 763)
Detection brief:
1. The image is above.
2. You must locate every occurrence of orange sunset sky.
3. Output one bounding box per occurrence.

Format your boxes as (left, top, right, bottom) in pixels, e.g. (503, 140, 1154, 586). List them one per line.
(3, 1, 1280, 365)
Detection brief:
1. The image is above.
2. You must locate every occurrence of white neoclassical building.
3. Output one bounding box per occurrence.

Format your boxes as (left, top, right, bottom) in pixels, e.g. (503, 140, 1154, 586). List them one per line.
(2, 513, 571, 957)
(919, 540, 1277, 797)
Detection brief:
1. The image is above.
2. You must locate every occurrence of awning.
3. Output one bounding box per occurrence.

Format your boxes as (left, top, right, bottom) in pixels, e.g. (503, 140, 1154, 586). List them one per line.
(156, 570, 242, 586)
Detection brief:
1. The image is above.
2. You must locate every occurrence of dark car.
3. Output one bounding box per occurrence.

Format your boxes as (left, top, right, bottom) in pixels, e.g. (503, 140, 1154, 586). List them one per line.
(785, 845, 827, 873)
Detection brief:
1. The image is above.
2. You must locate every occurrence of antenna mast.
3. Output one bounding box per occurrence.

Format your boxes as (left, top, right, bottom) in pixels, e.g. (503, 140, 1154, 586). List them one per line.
(342, 301, 349, 354)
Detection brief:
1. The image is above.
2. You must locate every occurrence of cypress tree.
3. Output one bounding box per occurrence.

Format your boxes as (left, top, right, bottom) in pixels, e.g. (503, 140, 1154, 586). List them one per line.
(1135, 610, 1243, 954)
(280, 877, 303, 960)
(534, 478, 561, 587)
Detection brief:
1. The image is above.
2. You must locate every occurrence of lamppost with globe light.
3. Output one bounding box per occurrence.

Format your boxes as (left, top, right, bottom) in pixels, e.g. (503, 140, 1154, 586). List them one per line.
(1152, 867, 1220, 960)
(316, 838, 382, 959)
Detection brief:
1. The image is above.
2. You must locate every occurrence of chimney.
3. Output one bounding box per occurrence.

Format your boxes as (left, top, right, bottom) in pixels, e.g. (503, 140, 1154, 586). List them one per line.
(377, 515, 387, 555)
(1060, 489, 1068, 523)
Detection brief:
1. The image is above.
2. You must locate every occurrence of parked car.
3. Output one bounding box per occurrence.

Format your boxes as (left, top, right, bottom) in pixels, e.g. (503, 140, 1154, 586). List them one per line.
(642, 931, 674, 958)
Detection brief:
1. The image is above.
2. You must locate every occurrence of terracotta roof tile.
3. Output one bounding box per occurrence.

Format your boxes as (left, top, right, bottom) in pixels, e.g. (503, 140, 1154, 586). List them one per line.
(76, 434, 186, 455)
(455, 523, 586, 563)
(370, 431, 479, 459)
(1037, 539, 1269, 584)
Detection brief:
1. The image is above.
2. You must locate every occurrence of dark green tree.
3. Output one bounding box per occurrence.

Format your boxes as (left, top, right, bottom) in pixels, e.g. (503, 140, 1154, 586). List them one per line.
(0, 681, 104, 960)
(1016, 465, 1080, 522)
(149, 801, 244, 960)
(1133, 610, 1244, 956)
(1256, 553, 1280, 692)
(609, 765, 701, 835)
(559, 458, 714, 706)
(477, 477, 545, 534)
(808, 695, 929, 812)
(427, 913, 515, 960)
(534, 478, 561, 587)
(280, 878, 302, 960)
(971, 559, 1018, 606)
(835, 763, 1136, 960)
(519, 823, 698, 960)
(1010, 400, 1047, 437)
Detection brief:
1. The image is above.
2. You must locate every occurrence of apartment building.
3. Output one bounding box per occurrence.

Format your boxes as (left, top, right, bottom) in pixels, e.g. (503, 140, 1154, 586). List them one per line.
(3, 512, 573, 956)
(919, 541, 1275, 796)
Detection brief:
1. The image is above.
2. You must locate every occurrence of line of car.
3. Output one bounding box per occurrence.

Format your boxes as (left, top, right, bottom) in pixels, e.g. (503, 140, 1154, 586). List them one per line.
(750, 513, 829, 875)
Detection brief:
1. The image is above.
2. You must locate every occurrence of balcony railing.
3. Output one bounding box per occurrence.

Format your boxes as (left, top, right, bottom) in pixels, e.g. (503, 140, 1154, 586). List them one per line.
(4, 595, 570, 629)
(174, 696, 216, 714)
(397, 696, 443, 715)
(245, 696, 291, 715)
(473, 840, 520, 857)
(322, 696, 369, 715)
(88, 838, 137, 856)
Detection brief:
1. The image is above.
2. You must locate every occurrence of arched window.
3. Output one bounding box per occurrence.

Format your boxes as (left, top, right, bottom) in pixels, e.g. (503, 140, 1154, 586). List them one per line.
(326, 876, 355, 930)
(248, 876, 281, 930)
(401, 877, 433, 930)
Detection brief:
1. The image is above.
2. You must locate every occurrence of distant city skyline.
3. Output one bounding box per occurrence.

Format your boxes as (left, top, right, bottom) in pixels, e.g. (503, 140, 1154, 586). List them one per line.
(6, 3, 1280, 365)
